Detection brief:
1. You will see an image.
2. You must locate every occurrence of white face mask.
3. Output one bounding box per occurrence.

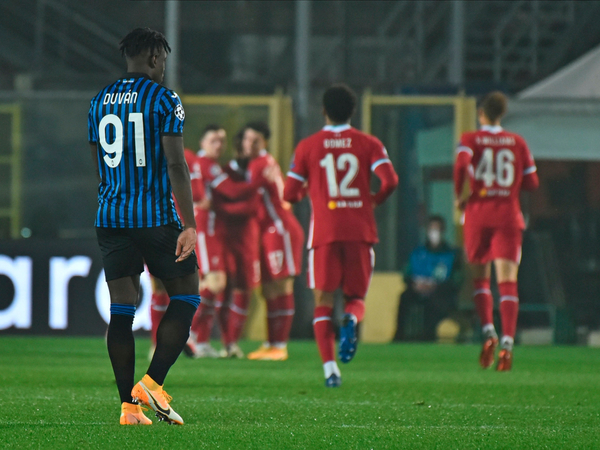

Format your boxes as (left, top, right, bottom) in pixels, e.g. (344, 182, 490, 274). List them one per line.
(427, 229, 441, 247)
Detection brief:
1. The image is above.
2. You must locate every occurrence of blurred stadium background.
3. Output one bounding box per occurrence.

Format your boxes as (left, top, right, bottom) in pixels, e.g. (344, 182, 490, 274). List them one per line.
(2, 0, 600, 346)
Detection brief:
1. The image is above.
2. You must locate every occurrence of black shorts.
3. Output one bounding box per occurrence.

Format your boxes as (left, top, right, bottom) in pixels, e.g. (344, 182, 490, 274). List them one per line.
(96, 222, 198, 282)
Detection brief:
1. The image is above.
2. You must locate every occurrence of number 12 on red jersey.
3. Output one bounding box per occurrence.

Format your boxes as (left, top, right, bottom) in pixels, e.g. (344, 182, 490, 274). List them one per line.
(319, 153, 360, 198)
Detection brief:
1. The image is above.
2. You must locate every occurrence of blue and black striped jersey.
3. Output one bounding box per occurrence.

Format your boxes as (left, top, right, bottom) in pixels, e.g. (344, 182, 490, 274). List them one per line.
(88, 73, 185, 228)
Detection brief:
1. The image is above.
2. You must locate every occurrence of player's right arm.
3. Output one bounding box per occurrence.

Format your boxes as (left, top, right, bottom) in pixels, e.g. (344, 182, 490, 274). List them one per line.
(88, 104, 101, 183)
(284, 144, 308, 204)
(454, 135, 473, 210)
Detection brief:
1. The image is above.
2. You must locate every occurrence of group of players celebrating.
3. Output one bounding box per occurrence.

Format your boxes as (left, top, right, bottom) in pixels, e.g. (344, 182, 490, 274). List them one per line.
(150, 120, 304, 363)
(89, 27, 537, 425)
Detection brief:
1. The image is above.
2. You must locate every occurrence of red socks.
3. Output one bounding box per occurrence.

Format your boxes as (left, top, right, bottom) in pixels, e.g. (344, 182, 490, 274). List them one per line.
(266, 293, 295, 345)
(344, 298, 365, 323)
(150, 292, 169, 345)
(227, 290, 251, 344)
(277, 293, 295, 344)
(190, 288, 217, 344)
(215, 291, 229, 345)
(266, 299, 279, 344)
(473, 279, 493, 327)
(499, 281, 519, 339)
(313, 306, 335, 363)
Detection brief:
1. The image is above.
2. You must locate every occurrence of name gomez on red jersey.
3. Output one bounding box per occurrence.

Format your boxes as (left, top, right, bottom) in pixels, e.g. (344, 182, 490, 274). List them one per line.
(285, 124, 397, 248)
(454, 125, 539, 229)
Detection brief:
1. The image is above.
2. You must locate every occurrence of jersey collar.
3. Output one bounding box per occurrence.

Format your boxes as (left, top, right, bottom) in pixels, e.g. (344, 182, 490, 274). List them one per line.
(480, 125, 503, 134)
(198, 150, 206, 157)
(122, 72, 152, 81)
(259, 149, 268, 156)
(323, 124, 351, 132)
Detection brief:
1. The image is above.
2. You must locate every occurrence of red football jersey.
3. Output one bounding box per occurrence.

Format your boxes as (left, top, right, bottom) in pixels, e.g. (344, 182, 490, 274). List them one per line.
(287, 125, 393, 248)
(246, 150, 296, 232)
(456, 125, 537, 229)
(195, 151, 228, 236)
(173, 149, 204, 221)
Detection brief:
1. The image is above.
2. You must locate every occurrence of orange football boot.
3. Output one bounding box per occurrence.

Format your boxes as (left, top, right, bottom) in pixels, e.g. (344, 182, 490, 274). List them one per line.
(496, 349, 513, 371)
(256, 346, 288, 361)
(247, 344, 271, 360)
(131, 375, 183, 425)
(120, 402, 152, 425)
(479, 337, 498, 369)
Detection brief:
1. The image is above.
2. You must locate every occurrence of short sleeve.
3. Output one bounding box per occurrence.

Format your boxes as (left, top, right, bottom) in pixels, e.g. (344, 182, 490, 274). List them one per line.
(88, 100, 98, 144)
(287, 140, 309, 182)
(159, 90, 185, 136)
(370, 137, 392, 172)
(456, 133, 474, 159)
(520, 136, 537, 175)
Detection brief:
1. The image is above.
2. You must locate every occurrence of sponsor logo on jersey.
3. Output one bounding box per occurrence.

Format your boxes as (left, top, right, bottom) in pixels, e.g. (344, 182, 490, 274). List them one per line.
(268, 250, 284, 275)
(480, 188, 510, 197)
(328, 200, 363, 209)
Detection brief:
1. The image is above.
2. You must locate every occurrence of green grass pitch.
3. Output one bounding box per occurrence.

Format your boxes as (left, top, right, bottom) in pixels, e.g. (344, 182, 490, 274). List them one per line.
(0, 337, 599, 449)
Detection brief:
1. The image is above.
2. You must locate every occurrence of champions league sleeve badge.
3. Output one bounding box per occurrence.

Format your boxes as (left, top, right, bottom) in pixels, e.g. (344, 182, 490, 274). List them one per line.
(174, 103, 185, 121)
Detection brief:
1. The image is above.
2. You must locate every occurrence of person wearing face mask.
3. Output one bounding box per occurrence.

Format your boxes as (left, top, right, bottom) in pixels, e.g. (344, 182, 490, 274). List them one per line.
(394, 215, 463, 342)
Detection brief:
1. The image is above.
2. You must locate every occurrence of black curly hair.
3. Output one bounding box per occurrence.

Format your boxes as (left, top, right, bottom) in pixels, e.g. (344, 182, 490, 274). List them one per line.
(119, 27, 171, 59)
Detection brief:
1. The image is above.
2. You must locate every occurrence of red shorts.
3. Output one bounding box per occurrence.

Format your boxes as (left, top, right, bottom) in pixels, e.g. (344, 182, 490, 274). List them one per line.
(260, 216, 305, 283)
(463, 224, 522, 264)
(308, 241, 374, 298)
(224, 219, 261, 289)
(196, 230, 225, 275)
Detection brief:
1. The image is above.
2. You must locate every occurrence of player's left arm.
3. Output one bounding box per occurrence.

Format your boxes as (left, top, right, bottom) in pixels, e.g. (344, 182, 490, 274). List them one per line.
(371, 144, 398, 206)
(89, 144, 100, 182)
(160, 91, 196, 262)
(520, 138, 539, 191)
(164, 136, 197, 262)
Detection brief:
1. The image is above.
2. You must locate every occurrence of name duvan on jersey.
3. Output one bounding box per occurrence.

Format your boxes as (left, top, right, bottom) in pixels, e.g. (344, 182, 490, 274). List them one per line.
(103, 91, 138, 105)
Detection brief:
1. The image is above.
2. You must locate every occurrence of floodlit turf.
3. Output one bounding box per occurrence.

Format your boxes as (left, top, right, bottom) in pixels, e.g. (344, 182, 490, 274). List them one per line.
(0, 337, 599, 449)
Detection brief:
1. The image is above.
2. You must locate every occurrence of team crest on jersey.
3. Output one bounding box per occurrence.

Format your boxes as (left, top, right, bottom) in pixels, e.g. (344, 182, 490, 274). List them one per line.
(174, 104, 185, 121)
(268, 250, 284, 275)
(210, 165, 222, 177)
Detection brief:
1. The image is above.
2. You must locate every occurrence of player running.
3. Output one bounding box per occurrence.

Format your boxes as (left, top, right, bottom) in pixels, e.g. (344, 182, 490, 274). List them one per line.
(284, 84, 398, 387)
(454, 91, 539, 371)
(237, 123, 305, 362)
(189, 124, 268, 357)
(89, 28, 200, 425)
